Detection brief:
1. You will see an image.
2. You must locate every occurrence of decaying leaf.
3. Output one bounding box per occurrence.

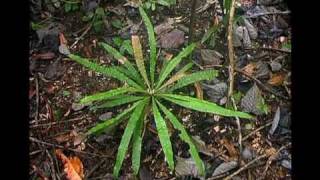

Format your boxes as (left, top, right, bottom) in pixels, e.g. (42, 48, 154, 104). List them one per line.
(55, 149, 84, 180)
(241, 83, 266, 115)
(159, 29, 185, 49)
(268, 73, 285, 86)
(212, 161, 238, 176)
(242, 63, 257, 76)
(200, 49, 223, 66)
(175, 156, 204, 179)
(192, 136, 213, 157)
(194, 82, 203, 100)
(220, 138, 238, 160)
(269, 106, 281, 135)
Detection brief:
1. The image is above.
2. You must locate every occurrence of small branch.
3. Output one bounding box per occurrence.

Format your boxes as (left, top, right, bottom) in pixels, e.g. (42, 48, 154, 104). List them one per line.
(70, 23, 92, 48)
(231, 97, 242, 165)
(30, 116, 85, 128)
(29, 137, 113, 158)
(245, 47, 291, 54)
(35, 75, 39, 122)
(242, 121, 273, 141)
(46, 149, 58, 180)
(227, 0, 237, 101)
(223, 154, 268, 180)
(245, 10, 290, 18)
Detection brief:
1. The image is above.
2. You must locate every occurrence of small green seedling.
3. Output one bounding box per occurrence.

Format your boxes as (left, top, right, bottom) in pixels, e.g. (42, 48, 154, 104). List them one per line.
(69, 6, 252, 178)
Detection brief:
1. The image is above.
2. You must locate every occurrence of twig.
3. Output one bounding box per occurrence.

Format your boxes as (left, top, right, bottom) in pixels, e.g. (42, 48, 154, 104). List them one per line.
(262, 143, 291, 177)
(245, 47, 291, 54)
(242, 121, 273, 141)
(29, 137, 113, 158)
(35, 75, 39, 123)
(231, 97, 242, 165)
(70, 23, 92, 48)
(46, 150, 57, 180)
(85, 159, 106, 179)
(234, 68, 290, 100)
(244, 10, 290, 18)
(30, 116, 85, 128)
(223, 154, 268, 180)
(227, 0, 237, 101)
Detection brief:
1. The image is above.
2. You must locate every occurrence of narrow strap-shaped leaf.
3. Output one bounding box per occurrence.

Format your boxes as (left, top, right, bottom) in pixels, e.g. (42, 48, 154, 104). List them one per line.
(156, 43, 196, 88)
(158, 62, 194, 90)
(86, 100, 141, 136)
(99, 42, 145, 86)
(168, 69, 218, 92)
(93, 95, 144, 109)
(80, 87, 132, 104)
(160, 94, 253, 119)
(68, 54, 143, 90)
(156, 100, 205, 176)
(132, 35, 150, 88)
(139, 6, 157, 86)
(113, 98, 149, 178)
(152, 98, 174, 170)
(131, 106, 145, 175)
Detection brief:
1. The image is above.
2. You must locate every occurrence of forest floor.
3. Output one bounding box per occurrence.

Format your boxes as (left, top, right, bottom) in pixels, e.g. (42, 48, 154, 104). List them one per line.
(29, 0, 291, 179)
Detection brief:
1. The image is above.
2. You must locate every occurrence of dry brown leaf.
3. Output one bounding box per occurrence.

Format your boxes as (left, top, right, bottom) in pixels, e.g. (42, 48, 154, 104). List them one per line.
(55, 149, 84, 180)
(164, 52, 173, 61)
(220, 138, 238, 160)
(242, 63, 257, 76)
(194, 82, 203, 100)
(59, 33, 68, 46)
(268, 73, 285, 86)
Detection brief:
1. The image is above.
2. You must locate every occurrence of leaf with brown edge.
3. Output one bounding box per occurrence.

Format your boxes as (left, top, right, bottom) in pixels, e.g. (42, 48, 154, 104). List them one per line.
(55, 149, 84, 180)
(268, 73, 285, 86)
(194, 82, 203, 100)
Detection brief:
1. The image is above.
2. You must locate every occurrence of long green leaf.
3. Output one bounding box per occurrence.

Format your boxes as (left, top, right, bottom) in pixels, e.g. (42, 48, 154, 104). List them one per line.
(160, 94, 253, 119)
(156, 100, 205, 176)
(132, 35, 150, 88)
(156, 43, 196, 88)
(168, 69, 218, 91)
(93, 95, 144, 109)
(113, 98, 149, 178)
(158, 62, 194, 90)
(80, 87, 132, 104)
(86, 100, 141, 135)
(131, 106, 146, 175)
(68, 54, 143, 90)
(99, 42, 145, 86)
(152, 98, 174, 170)
(139, 6, 157, 86)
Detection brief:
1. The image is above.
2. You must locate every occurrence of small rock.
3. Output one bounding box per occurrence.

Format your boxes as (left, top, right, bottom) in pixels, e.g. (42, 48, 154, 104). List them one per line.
(159, 29, 185, 49)
(270, 61, 282, 72)
(98, 112, 113, 121)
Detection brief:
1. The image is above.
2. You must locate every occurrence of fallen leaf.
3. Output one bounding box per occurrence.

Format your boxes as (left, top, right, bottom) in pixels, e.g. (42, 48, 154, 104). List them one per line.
(164, 51, 173, 61)
(212, 161, 238, 176)
(268, 73, 285, 86)
(242, 63, 257, 76)
(55, 149, 84, 180)
(241, 83, 266, 115)
(220, 138, 238, 160)
(269, 106, 281, 135)
(59, 33, 68, 46)
(202, 82, 228, 103)
(31, 52, 56, 60)
(192, 136, 213, 157)
(175, 157, 204, 178)
(155, 18, 174, 35)
(200, 49, 223, 66)
(194, 82, 203, 100)
(159, 29, 185, 49)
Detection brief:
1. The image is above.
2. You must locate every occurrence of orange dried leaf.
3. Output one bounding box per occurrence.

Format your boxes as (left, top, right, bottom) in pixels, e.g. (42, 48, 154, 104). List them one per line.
(59, 33, 68, 46)
(242, 63, 257, 76)
(221, 138, 238, 159)
(268, 73, 285, 86)
(55, 149, 84, 180)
